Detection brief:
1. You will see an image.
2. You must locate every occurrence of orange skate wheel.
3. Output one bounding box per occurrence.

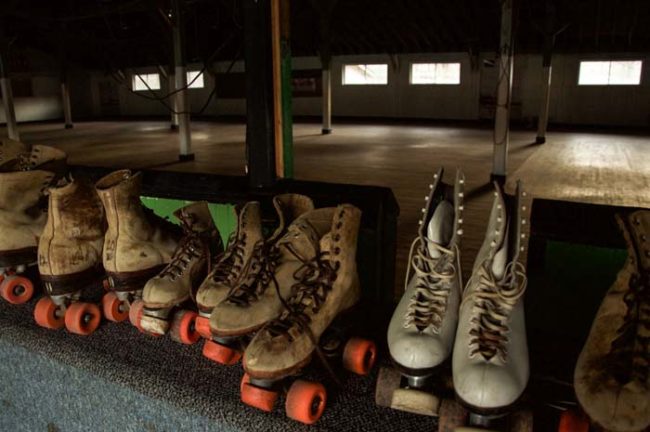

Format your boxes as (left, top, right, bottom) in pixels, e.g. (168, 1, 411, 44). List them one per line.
(202, 339, 242, 365)
(342, 337, 377, 375)
(33, 297, 65, 330)
(1, 275, 34, 304)
(195, 316, 212, 339)
(129, 299, 145, 331)
(558, 409, 589, 432)
(170, 310, 200, 345)
(102, 292, 129, 322)
(240, 373, 279, 412)
(64, 302, 101, 336)
(285, 380, 327, 425)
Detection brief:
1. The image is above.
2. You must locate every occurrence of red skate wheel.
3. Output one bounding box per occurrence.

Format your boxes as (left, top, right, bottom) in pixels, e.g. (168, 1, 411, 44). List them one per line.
(285, 380, 327, 425)
(34, 297, 65, 330)
(241, 373, 279, 412)
(65, 302, 101, 336)
(195, 316, 212, 339)
(1, 275, 34, 304)
(102, 292, 129, 322)
(129, 299, 145, 331)
(202, 339, 242, 365)
(342, 337, 377, 375)
(558, 409, 589, 432)
(170, 310, 200, 345)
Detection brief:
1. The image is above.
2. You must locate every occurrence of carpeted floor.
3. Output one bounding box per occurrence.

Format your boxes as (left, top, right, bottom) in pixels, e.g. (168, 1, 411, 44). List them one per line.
(0, 297, 435, 432)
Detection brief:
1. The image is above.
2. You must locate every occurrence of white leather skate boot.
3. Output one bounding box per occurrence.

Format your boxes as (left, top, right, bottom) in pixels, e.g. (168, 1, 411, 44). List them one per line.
(452, 181, 529, 413)
(387, 168, 464, 384)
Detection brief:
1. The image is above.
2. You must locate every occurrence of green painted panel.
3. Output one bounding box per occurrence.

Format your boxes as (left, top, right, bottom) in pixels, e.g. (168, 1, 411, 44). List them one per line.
(140, 196, 236, 245)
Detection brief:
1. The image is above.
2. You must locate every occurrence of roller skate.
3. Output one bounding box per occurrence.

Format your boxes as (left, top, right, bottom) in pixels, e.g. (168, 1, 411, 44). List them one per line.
(34, 178, 106, 336)
(376, 168, 464, 417)
(239, 205, 377, 424)
(198, 194, 314, 364)
(562, 210, 650, 432)
(95, 170, 182, 328)
(445, 181, 532, 432)
(0, 143, 67, 305)
(137, 201, 223, 344)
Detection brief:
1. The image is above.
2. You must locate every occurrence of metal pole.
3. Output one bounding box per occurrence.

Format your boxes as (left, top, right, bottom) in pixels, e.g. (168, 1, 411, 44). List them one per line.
(169, 72, 179, 130)
(536, 57, 552, 144)
(322, 68, 332, 134)
(61, 81, 73, 129)
(243, 0, 276, 187)
(172, 0, 193, 160)
(280, 0, 293, 178)
(0, 52, 19, 141)
(492, 0, 513, 180)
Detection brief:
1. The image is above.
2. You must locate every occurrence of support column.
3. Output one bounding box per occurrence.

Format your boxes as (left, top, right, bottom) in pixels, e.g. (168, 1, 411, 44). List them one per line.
(279, 0, 294, 178)
(322, 67, 332, 134)
(243, 0, 276, 187)
(172, 0, 193, 161)
(492, 0, 513, 181)
(61, 81, 73, 129)
(536, 53, 552, 144)
(0, 52, 19, 141)
(168, 72, 179, 130)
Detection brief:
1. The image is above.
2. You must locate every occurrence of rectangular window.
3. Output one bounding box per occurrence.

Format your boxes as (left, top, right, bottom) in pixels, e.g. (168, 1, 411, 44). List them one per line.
(342, 64, 388, 85)
(132, 73, 160, 91)
(578, 61, 642, 85)
(410, 63, 461, 85)
(187, 71, 204, 89)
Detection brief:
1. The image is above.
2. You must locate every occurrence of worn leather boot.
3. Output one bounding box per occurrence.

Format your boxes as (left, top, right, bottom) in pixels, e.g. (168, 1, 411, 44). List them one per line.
(96, 170, 181, 312)
(139, 201, 223, 342)
(33, 178, 105, 335)
(387, 168, 464, 382)
(199, 194, 314, 361)
(242, 204, 362, 378)
(452, 182, 529, 412)
(574, 210, 649, 432)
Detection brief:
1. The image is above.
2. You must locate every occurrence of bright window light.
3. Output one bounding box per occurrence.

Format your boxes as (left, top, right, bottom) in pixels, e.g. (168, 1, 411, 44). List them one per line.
(578, 61, 642, 85)
(132, 73, 160, 91)
(187, 71, 204, 89)
(410, 63, 461, 85)
(342, 64, 388, 85)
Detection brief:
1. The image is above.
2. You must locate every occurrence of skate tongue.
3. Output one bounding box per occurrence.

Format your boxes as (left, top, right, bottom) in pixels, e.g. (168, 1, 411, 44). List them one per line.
(281, 220, 321, 261)
(492, 221, 510, 279)
(426, 201, 454, 258)
(175, 201, 214, 233)
(238, 202, 263, 243)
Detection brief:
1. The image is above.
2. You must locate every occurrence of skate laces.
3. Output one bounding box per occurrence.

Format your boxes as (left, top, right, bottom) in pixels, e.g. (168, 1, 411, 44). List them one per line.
(609, 269, 650, 384)
(463, 260, 527, 361)
(159, 215, 211, 280)
(211, 232, 248, 285)
(264, 245, 338, 341)
(224, 241, 281, 305)
(403, 236, 458, 332)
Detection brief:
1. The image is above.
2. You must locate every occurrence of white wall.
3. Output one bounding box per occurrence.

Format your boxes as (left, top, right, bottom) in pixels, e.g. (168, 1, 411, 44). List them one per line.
(0, 75, 63, 123)
(88, 52, 650, 127)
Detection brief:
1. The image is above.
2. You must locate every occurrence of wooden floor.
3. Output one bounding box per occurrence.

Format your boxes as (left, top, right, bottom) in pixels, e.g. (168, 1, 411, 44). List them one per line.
(13, 120, 650, 298)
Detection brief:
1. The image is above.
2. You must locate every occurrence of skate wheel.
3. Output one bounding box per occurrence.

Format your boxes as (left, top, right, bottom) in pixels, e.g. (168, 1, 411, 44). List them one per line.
(285, 380, 327, 425)
(342, 337, 376, 375)
(129, 299, 145, 331)
(64, 302, 101, 335)
(1, 275, 34, 304)
(170, 310, 200, 345)
(195, 316, 212, 339)
(34, 297, 65, 330)
(375, 367, 402, 407)
(202, 339, 242, 365)
(102, 292, 129, 322)
(241, 373, 279, 412)
(437, 399, 468, 432)
(558, 409, 589, 432)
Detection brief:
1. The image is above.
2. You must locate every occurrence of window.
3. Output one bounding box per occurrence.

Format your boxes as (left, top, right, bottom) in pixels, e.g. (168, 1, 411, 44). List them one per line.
(578, 61, 642, 85)
(342, 64, 388, 85)
(187, 71, 204, 89)
(132, 73, 160, 91)
(410, 63, 461, 85)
